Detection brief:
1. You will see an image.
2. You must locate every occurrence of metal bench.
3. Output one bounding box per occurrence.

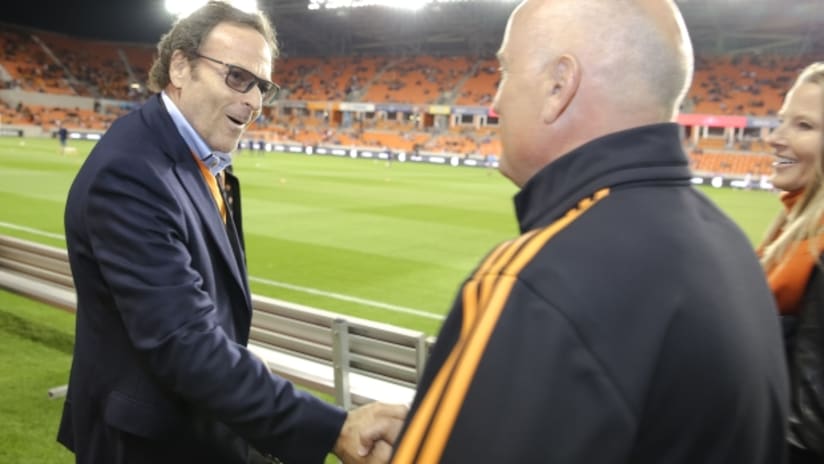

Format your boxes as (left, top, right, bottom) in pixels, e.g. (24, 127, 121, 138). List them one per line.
(0, 234, 434, 407)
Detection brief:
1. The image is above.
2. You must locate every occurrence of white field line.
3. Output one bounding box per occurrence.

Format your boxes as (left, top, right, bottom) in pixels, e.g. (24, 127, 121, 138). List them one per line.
(0, 221, 65, 240)
(0, 221, 444, 320)
(248, 276, 443, 320)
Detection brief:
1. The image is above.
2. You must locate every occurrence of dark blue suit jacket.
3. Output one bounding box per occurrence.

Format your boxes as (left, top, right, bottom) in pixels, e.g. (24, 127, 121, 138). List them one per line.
(58, 95, 346, 464)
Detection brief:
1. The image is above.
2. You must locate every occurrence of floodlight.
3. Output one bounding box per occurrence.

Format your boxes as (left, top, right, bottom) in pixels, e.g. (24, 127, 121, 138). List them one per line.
(166, 0, 259, 17)
(307, 0, 517, 10)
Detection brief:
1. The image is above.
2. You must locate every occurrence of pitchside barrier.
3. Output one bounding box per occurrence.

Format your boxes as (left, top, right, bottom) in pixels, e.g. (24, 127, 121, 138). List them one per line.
(0, 234, 434, 408)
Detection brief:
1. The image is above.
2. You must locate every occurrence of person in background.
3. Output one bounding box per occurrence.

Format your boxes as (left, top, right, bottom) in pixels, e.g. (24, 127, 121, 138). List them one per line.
(57, 122, 68, 155)
(58, 2, 405, 463)
(759, 61, 824, 464)
(391, 0, 788, 462)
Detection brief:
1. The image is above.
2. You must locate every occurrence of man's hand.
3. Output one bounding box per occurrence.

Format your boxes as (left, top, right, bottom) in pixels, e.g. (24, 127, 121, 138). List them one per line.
(333, 402, 408, 463)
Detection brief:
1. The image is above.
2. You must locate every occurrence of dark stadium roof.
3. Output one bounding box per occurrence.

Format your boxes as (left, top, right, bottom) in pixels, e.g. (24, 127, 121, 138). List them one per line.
(3, 0, 175, 45)
(4, 0, 824, 57)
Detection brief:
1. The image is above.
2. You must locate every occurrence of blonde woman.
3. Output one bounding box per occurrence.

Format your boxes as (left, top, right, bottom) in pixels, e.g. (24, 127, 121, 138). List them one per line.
(760, 61, 824, 464)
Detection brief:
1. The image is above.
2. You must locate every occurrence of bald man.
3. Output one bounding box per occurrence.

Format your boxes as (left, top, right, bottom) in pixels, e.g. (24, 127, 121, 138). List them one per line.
(390, 0, 789, 462)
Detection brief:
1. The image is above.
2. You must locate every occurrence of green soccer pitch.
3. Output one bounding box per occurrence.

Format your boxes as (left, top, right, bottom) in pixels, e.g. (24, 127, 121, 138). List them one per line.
(0, 136, 779, 463)
(0, 136, 780, 333)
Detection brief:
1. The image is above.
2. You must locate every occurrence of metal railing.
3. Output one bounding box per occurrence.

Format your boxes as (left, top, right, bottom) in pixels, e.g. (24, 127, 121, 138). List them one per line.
(0, 234, 434, 407)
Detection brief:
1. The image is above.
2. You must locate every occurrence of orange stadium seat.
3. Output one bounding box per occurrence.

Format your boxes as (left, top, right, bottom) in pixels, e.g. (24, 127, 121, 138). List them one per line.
(2, 20, 823, 165)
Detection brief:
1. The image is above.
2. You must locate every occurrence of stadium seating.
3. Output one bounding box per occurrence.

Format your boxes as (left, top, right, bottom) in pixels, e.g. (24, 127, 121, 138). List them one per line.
(455, 58, 498, 106)
(685, 54, 810, 116)
(689, 151, 774, 176)
(0, 26, 75, 95)
(4, 21, 823, 175)
(278, 56, 391, 101)
(361, 55, 474, 104)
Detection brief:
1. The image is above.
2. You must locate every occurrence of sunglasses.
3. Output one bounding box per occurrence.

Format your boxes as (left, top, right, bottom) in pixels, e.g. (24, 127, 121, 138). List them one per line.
(194, 52, 280, 104)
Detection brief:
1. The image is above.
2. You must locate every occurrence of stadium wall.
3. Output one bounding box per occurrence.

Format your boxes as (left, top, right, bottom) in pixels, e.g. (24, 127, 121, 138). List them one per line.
(0, 89, 135, 113)
(0, 89, 95, 110)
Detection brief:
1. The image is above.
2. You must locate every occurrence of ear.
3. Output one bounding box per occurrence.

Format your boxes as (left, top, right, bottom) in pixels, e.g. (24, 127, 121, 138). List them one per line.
(168, 50, 191, 89)
(541, 54, 580, 125)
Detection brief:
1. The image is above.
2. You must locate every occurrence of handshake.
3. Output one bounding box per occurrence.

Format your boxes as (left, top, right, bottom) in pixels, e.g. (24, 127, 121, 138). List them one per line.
(333, 401, 409, 464)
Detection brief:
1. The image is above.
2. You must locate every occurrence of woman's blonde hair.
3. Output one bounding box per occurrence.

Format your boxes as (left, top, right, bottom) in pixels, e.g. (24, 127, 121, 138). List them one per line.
(761, 61, 824, 271)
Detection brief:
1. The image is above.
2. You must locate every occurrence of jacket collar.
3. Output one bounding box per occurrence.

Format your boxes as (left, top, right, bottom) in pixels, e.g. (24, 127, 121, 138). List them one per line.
(514, 123, 692, 233)
(140, 95, 193, 166)
(160, 91, 232, 175)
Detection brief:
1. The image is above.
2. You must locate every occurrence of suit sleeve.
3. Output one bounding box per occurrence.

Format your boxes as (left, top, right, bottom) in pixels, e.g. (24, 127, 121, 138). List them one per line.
(84, 158, 345, 463)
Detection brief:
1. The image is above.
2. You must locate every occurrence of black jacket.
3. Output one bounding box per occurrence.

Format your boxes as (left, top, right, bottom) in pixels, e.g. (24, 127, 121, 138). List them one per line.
(393, 123, 789, 464)
(788, 259, 824, 456)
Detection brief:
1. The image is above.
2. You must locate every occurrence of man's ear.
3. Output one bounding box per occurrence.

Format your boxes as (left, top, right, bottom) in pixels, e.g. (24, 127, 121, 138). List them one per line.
(541, 54, 580, 125)
(168, 50, 191, 89)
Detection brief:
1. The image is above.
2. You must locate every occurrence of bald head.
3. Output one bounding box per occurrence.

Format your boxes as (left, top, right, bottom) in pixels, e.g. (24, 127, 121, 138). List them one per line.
(492, 0, 694, 186)
(510, 0, 693, 120)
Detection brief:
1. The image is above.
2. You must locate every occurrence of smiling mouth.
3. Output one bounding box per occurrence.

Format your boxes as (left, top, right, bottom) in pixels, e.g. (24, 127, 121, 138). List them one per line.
(772, 157, 798, 167)
(227, 115, 245, 126)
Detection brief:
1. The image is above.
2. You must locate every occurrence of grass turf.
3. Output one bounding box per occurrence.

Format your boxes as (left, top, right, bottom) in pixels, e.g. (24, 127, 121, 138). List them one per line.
(0, 137, 779, 331)
(0, 136, 780, 461)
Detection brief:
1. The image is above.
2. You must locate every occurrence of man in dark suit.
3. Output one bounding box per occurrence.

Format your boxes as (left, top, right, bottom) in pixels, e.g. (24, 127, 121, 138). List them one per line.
(58, 2, 405, 463)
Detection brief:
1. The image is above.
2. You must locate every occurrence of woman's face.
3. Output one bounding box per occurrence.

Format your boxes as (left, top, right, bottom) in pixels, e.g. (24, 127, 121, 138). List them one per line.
(766, 81, 823, 192)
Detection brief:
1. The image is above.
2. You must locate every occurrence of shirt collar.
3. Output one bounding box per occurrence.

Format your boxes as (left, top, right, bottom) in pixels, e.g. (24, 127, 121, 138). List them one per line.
(161, 91, 232, 175)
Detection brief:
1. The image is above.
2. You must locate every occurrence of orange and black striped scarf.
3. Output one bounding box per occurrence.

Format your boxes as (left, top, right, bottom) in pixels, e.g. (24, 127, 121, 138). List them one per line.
(759, 189, 824, 315)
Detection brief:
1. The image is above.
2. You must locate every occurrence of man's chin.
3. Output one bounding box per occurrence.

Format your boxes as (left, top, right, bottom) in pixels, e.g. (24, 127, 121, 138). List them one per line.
(213, 139, 240, 155)
(498, 159, 523, 188)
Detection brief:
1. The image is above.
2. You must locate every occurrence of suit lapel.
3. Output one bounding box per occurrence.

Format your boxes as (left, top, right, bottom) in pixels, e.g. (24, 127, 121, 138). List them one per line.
(218, 172, 253, 321)
(142, 95, 252, 318)
(176, 164, 248, 295)
(223, 171, 244, 252)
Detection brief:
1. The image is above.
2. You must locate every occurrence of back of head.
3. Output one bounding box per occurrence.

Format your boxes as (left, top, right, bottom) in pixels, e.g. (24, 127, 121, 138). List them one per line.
(148, 1, 278, 93)
(539, 0, 693, 123)
(493, 0, 693, 185)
